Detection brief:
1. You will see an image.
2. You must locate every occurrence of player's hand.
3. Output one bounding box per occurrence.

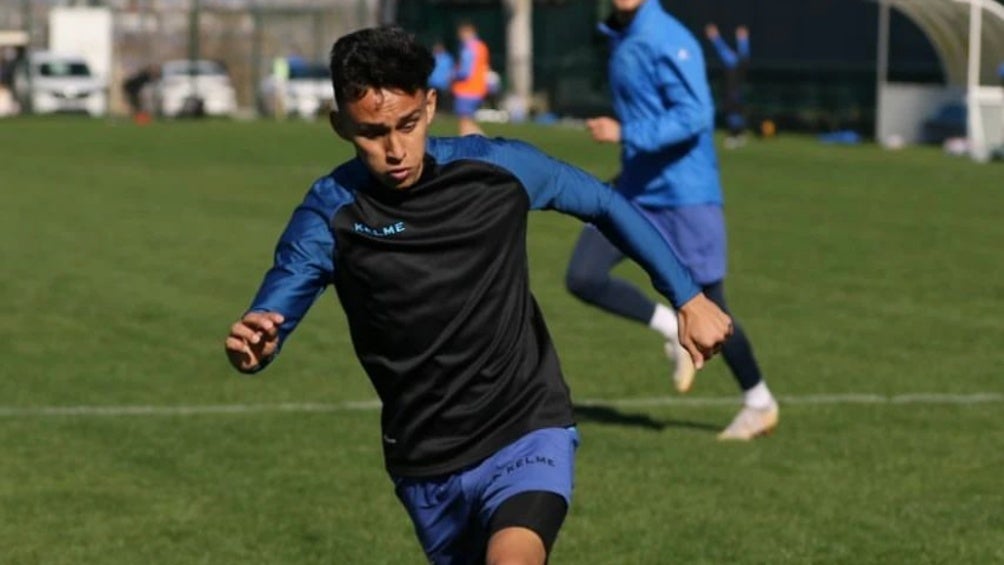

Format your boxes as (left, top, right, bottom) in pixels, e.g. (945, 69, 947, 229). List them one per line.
(586, 117, 621, 144)
(736, 26, 749, 40)
(676, 294, 732, 370)
(705, 23, 720, 39)
(225, 311, 285, 372)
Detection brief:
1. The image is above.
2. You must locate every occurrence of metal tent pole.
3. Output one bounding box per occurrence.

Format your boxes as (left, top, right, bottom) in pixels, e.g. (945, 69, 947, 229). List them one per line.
(966, 0, 987, 160)
(188, 0, 201, 112)
(21, 0, 32, 114)
(875, 0, 891, 142)
(505, 0, 531, 121)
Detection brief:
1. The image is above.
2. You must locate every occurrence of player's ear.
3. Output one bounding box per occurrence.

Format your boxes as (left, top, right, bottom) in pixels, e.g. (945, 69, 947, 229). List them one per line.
(424, 89, 437, 124)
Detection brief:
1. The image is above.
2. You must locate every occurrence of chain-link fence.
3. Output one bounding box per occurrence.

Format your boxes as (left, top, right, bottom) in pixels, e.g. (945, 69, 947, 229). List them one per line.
(0, 0, 376, 115)
(116, 1, 375, 114)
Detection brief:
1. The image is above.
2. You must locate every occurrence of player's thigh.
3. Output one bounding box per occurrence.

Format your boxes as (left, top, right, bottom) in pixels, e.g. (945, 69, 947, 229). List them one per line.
(393, 473, 482, 564)
(453, 95, 482, 117)
(487, 490, 568, 562)
(486, 525, 548, 565)
(478, 428, 578, 555)
(566, 224, 628, 281)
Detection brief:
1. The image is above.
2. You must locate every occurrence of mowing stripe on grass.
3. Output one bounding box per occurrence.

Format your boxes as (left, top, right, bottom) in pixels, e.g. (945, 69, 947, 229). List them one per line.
(0, 393, 1001, 418)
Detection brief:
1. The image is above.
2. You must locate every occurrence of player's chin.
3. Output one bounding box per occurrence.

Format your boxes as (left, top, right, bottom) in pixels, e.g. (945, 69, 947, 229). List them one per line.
(383, 170, 418, 189)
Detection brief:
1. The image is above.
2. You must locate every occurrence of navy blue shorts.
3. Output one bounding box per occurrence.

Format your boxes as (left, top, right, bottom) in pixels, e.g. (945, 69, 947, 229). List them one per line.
(392, 427, 579, 564)
(453, 95, 483, 118)
(637, 203, 727, 286)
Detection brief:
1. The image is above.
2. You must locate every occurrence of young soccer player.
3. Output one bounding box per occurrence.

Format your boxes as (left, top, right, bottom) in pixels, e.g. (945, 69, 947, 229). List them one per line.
(451, 21, 490, 136)
(570, 0, 779, 440)
(225, 26, 733, 565)
(427, 41, 455, 111)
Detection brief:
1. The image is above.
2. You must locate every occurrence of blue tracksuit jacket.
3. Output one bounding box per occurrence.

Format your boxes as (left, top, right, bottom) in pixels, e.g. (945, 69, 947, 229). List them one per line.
(599, 0, 723, 208)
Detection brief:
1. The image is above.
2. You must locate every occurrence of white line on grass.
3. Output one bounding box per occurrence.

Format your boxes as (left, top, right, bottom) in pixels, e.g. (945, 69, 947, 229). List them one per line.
(0, 393, 1000, 418)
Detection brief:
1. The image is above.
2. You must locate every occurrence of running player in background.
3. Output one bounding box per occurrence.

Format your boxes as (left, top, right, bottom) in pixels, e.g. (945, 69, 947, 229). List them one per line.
(570, 0, 779, 440)
(427, 41, 454, 112)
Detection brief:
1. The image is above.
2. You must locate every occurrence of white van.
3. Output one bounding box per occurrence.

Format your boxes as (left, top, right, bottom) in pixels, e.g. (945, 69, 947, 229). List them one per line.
(14, 51, 107, 116)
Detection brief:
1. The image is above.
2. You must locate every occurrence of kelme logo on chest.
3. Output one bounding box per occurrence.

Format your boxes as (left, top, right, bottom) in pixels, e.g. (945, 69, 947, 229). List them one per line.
(354, 221, 407, 237)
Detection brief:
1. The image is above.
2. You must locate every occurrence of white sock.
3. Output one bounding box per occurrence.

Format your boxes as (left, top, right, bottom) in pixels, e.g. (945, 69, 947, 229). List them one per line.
(744, 381, 776, 410)
(648, 303, 678, 342)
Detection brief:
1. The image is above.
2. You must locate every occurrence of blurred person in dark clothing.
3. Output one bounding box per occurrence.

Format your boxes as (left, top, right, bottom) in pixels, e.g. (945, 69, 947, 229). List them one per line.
(122, 64, 158, 122)
(705, 23, 751, 149)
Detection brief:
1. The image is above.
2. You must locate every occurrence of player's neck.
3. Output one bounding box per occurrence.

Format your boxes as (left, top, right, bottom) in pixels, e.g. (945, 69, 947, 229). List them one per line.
(613, 9, 639, 28)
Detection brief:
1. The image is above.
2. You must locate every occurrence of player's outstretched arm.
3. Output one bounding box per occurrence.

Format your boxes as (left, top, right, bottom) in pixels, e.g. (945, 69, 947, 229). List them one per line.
(677, 294, 732, 369)
(225, 311, 285, 373)
(489, 139, 733, 363)
(222, 177, 343, 374)
(736, 26, 751, 60)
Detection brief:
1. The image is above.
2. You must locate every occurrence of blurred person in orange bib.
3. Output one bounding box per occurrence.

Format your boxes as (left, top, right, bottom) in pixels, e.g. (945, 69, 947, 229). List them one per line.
(451, 21, 490, 136)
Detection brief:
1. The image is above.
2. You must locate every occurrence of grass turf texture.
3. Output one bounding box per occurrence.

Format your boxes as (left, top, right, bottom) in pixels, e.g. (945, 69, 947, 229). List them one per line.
(1, 117, 1002, 563)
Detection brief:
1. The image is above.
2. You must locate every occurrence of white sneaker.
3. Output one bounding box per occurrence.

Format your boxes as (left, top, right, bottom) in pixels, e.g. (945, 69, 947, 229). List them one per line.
(723, 134, 748, 150)
(717, 402, 779, 441)
(664, 339, 696, 394)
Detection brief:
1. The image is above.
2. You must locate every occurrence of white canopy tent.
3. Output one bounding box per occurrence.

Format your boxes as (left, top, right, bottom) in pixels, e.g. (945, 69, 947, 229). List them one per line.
(876, 0, 1004, 161)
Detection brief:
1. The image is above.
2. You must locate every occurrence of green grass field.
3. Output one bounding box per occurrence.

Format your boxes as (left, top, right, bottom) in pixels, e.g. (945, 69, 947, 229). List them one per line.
(1, 116, 1003, 564)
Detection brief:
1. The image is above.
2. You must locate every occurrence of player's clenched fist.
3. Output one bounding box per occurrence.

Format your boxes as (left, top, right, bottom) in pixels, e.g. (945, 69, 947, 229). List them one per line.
(676, 294, 733, 370)
(586, 116, 622, 144)
(225, 311, 285, 372)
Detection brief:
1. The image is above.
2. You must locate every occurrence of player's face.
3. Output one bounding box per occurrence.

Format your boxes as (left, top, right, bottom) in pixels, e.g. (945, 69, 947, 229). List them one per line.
(611, 0, 644, 14)
(332, 87, 437, 190)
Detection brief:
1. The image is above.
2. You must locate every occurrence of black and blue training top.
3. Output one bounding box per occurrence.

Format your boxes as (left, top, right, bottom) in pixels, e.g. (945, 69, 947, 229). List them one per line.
(247, 135, 700, 477)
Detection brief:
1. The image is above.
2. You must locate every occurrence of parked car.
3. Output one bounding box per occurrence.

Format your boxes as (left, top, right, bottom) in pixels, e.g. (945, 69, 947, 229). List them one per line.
(257, 60, 332, 118)
(154, 59, 237, 118)
(13, 51, 107, 116)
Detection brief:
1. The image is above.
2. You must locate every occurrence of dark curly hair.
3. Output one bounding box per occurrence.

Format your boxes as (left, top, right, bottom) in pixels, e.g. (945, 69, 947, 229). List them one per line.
(329, 26, 435, 107)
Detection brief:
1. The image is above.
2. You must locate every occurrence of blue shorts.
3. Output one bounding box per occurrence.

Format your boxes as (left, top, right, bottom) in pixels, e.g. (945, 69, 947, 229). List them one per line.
(637, 203, 727, 286)
(392, 426, 579, 564)
(453, 96, 483, 118)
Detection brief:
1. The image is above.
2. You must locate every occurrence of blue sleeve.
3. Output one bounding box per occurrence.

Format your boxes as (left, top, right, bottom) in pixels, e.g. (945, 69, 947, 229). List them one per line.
(710, 36, 738, 68)
(737, 36, 750, 61)
(620, 43, 714, 153)
(246, 178, 344, 370)
(484, 140, 700, 308)
(455, 44, 474, 80)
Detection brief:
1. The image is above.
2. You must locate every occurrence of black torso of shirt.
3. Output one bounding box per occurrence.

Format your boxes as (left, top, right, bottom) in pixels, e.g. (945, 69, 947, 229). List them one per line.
(330, 157, 574, 477)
